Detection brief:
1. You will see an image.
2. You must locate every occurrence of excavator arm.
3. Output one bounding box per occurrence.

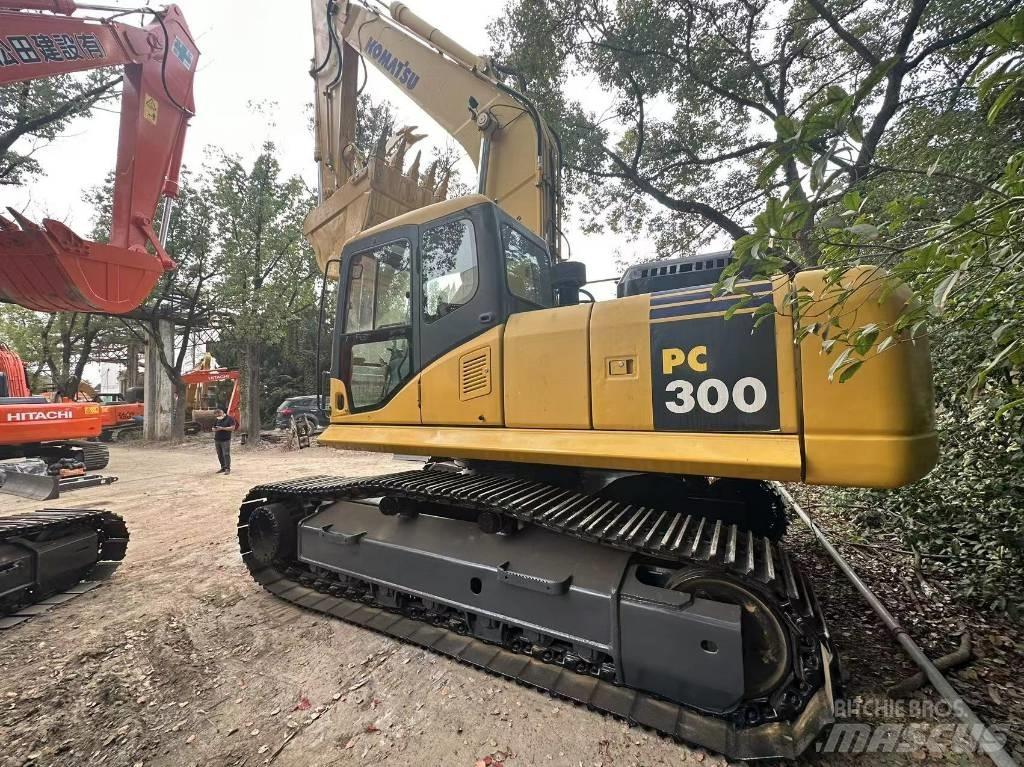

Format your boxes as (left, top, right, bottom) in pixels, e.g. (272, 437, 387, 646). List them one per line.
(306, 0, 561, 273)
(0, 1, 198, 314)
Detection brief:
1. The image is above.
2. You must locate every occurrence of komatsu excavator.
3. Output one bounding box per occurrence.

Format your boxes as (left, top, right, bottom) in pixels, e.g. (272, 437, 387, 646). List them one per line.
(235, 3, 936, 759)
(0, 0, 197, 622)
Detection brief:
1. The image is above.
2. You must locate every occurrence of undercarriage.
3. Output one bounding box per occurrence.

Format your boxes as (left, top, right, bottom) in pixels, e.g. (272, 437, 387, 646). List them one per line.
(0, 509, 129, 618)
(237, 465, 838, 760)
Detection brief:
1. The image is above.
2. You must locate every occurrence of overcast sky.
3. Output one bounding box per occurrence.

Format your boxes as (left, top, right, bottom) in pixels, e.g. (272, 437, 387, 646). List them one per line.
(5, 0, 666, 299)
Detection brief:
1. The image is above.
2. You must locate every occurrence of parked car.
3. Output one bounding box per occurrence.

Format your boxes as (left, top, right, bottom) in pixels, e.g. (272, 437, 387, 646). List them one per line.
(274, 395, 329, 431)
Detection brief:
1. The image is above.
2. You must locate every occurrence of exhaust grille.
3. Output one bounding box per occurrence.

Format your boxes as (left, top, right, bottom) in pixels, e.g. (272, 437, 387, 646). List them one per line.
(459, 348, 491, 400)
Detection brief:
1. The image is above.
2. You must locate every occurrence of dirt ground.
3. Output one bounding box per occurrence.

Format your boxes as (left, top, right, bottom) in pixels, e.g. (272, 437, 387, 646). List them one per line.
(0, 441, 1017, 767)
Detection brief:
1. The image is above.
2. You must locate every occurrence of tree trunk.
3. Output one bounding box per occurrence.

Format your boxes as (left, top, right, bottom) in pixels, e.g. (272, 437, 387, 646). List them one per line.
(242, 341, 262, 448)
(171, 379, 187, 441)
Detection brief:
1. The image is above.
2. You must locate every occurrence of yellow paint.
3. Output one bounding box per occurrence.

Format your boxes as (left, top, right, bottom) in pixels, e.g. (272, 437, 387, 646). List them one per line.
(143, 95, 158, 125)
(661, 346, 707, 374)
(329, 377, 350, 418)
(590, 296, 653, 431)
(334, 375, 420, 424)
(771, 275, 800, 435)
(421, 325, 504, 425)
(318, 423, 803, 481)
(504, 304, 592, 429)
(352, 195, 492, 246)
(794, 267, 937, 487)
(323, 266, 934, 489)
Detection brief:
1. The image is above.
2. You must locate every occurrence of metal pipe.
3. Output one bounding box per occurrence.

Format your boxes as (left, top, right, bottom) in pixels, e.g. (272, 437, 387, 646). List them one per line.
(775, 484, 1018, 767)
(0, 1, 76, 12)
(477, 134, 492, 196)
(158, 197, 174, 248)
(388, 1, 487, 72)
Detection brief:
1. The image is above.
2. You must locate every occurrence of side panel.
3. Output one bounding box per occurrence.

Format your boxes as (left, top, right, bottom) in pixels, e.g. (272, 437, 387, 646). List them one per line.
(0, 402, 102, 445)
(647, 282, 783, 433)
(333, 376, 421, 425)
(505, 304, 592, 429)
(797, 268, 937, 487)
(421, 325, 504, 425)
(590, 296, 654, 431)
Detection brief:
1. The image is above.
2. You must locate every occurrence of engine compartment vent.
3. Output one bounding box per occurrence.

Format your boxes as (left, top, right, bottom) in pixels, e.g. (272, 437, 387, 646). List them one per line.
(459, 348, 492, 400)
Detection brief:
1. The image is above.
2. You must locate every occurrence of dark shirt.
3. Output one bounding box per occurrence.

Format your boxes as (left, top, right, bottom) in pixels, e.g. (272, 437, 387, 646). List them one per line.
(214, 415, 236, 441)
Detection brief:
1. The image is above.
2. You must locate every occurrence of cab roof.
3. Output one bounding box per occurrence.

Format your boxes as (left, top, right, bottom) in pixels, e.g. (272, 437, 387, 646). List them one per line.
(347, 194, 493, 248)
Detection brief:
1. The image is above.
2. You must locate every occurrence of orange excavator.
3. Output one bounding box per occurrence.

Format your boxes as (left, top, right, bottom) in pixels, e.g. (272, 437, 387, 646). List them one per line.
(0, 0, 198, 313)
(1, 2, 196, 620)
(0, 343, 108, 499)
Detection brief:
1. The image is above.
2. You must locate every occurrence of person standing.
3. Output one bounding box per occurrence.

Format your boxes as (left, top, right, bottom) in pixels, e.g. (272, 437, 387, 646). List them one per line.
(213, 407, 236, 475)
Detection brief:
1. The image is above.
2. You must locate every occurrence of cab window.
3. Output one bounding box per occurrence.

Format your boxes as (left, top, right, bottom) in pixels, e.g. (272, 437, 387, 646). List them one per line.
(502, 223, 552, 308)
(344, 240, 411, 332)
(421, 218, 479, 323)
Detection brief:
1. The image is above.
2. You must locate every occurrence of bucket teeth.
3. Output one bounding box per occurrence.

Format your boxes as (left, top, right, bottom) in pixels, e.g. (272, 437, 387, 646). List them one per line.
(5, 207, 41, 231)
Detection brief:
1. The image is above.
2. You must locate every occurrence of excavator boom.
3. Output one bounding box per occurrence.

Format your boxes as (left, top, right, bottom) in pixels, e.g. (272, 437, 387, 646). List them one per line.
(306, 0, 560, 275)
(0, 2, 198, 313)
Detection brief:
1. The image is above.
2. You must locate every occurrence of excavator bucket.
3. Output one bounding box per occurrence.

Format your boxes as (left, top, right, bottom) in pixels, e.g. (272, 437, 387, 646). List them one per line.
(305, 155, 445, 279)
(0, 470, 59, 502)
(0, 209, 164, 314)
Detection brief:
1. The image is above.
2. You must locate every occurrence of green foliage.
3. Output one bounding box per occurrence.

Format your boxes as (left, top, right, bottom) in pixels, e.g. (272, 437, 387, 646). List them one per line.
(834, 324, 1024, 614)
(208, 141, 318, 437)
(725, 6, 1024, 610)
(1, 72, 120, 186)
(489, 0, 1019, 254)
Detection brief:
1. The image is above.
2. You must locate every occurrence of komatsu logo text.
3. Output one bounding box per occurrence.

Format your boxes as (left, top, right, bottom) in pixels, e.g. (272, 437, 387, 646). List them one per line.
(364, 38, 420, 90)
(5, 410, 74, 422)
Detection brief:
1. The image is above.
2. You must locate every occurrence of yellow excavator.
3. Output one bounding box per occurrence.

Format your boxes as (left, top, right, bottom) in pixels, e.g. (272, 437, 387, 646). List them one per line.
(237, 2, 937, 759)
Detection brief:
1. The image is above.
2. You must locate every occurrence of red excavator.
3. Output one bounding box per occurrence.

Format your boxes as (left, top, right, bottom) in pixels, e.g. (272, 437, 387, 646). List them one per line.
(0, 342, 108, 499)
(1, 1, 197, 619)
(0, 0, 197, 313)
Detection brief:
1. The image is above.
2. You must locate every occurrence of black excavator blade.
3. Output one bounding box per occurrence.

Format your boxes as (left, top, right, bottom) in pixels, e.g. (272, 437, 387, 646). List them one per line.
(237, 469, 839, 761)
(0, 509, 129, 620)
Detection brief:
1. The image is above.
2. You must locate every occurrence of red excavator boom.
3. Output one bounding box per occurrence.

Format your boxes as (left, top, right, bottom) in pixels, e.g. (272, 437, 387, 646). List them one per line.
(0, 1, 198, 314)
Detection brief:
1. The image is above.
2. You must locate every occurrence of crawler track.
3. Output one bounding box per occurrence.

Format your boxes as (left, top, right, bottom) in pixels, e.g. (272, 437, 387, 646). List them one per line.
(0, 509, 128, 618)
(238, 469, 838, 760)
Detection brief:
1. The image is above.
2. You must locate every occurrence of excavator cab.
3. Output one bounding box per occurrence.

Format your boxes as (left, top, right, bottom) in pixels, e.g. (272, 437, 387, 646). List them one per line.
(0, 3, 198, 313)
(333, 196, 554, 414)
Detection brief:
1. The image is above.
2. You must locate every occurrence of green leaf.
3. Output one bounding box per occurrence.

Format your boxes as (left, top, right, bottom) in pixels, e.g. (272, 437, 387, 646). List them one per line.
(931, 272, 959, 316)
(848, 116, 864, 143)
(842, 190, 862, 212)
(847, 223, 880, 239)
(774, 115, 798, 140)
(827, 347, 853, 381)
(838, 360, 864, 383)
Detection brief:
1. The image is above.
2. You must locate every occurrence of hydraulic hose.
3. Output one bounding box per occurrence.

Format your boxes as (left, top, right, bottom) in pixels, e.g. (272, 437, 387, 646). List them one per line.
(774, 484, 1019, 767)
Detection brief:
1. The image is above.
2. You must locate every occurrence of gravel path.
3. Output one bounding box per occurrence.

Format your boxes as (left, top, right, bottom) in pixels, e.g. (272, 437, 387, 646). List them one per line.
(0, 441, 1015, 766)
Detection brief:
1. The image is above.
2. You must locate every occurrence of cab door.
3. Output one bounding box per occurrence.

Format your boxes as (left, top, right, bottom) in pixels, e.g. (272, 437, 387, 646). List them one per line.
(335, 228, 417, 414)
(416, 205, 502, 368)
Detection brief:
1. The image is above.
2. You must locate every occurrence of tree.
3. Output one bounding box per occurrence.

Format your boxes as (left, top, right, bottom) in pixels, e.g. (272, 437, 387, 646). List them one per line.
(210, 142, 318, 443)
(489, 0, 1023, 254)
(0, 306, 121, 397)
(726, 10, 1024, 610)
(1, 72, 121, 187)
(80, 170, 223, 437)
